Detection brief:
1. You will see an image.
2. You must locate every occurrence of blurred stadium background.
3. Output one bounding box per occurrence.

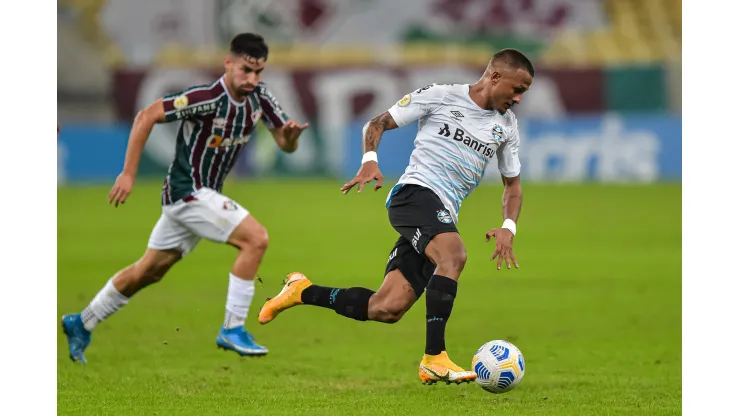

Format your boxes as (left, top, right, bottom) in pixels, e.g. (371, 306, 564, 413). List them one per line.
(57, 0, 680, 183)
(57, 1, 681, 414)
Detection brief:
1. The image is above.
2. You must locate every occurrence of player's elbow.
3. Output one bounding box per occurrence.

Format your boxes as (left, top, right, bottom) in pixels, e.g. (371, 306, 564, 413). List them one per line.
(134, 108, 158, 128)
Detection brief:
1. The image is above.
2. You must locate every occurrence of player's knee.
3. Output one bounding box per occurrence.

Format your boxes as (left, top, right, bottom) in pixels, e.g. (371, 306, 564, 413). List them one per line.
(428, 244, 467, 274)
(233, 222, 269, 253)
(448, 249, 467, 272)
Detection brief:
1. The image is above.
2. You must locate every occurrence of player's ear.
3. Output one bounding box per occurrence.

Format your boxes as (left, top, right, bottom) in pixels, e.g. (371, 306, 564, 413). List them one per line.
(224, 55, 232, 70)
(490, 71, 501, 84)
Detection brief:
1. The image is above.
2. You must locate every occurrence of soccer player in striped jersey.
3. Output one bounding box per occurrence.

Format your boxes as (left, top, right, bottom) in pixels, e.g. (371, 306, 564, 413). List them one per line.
(62, 33, 309, 363)
(258, 49, 533, 384)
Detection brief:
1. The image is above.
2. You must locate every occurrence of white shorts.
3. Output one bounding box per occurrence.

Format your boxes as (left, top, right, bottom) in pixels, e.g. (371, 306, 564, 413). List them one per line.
(147, 187, 249, 255)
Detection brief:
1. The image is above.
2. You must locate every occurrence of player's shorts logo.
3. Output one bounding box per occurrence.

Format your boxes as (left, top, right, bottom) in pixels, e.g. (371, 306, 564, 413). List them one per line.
(437, 209, 453, 224)
(398, 94, 412, 107)
(223, 200, 238, 211)
(174, 95, 189, 110)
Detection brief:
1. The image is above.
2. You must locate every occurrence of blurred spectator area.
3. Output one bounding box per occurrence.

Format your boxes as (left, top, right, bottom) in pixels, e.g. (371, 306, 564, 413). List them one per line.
(58, 0, 681, 121)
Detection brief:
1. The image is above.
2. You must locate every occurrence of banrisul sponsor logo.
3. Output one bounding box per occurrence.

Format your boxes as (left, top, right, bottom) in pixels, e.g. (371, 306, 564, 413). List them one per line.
(437, 123, 496, 159)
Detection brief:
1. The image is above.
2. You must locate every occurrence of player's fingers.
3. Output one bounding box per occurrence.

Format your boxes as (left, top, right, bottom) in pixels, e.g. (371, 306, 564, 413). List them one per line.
(496, 250, 503, 270)
(485, 229, 495, 242)
(504, 250, 512, 269)
(510, 251, 519, 269)
(108, 185, 119, 204)
(299, 122, 310, 129)
(340, 177, 359, 194)
(114, 188, 126, 207)
(374, 175, 384, 191)
(120, 189, 130, 204)
(110, 188, 122, 205)
(490, 246, 500, 261)
(358, 176, 372, 193)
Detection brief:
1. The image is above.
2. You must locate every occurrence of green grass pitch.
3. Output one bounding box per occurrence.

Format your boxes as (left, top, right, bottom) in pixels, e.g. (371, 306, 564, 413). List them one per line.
(57, 179, 681, 415)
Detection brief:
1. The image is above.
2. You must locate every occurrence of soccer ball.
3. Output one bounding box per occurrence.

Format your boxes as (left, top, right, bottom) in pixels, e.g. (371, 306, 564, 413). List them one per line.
(472, 340, 525, 394)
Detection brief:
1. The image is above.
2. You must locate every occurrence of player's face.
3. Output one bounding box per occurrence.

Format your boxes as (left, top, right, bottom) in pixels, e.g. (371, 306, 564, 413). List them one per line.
(490, 68, 533, 114)
(226, 54, 265, 97)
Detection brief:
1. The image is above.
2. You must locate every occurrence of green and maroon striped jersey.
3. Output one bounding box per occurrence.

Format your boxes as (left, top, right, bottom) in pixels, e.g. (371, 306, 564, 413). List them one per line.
(158, 76, 289, 205)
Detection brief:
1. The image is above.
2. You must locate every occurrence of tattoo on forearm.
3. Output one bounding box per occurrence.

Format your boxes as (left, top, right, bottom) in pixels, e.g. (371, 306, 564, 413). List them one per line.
(362, 112, 394, 153)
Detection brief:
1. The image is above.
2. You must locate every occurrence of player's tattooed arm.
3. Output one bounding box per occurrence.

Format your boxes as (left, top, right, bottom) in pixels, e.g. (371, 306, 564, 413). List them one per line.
(341, 111, 398, 194)
(361, 111, 399, 153)
(501, 175, 523, 222)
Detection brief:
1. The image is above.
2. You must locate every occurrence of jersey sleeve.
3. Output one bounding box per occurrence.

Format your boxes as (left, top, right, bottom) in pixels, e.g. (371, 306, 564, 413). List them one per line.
(496, 117, 522, 178)
(257, 83, 290, 129)
(162, 85, 219, 122)
(387, 84, 447, 127)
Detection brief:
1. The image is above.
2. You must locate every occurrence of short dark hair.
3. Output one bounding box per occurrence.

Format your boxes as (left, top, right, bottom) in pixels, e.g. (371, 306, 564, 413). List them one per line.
(230, 33, 269, 61)
(492, 48, 534, 77)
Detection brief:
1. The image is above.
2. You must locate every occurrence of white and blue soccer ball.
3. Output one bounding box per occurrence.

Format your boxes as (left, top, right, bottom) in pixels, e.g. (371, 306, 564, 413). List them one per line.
(472, 340, 526, 394)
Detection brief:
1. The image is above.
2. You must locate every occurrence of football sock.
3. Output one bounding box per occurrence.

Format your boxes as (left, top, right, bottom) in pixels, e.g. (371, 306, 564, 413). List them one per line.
(425, 274, 458, 355)
(301, 285, 375, 321)
(81, 278, 130, 332)
(224, 273, 255, 329)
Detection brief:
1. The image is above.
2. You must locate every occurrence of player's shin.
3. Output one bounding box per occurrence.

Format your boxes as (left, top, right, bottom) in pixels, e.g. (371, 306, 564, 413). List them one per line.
(425, 275, 458, 355)
(224, 273, 255, 329)
(301, 285, 375, 321)
(80, 277, 130, 332)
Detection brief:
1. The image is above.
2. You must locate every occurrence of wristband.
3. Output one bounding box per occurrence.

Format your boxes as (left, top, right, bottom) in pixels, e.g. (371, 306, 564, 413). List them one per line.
(361, 151, 378, 164)
(502, 218, 517, 236)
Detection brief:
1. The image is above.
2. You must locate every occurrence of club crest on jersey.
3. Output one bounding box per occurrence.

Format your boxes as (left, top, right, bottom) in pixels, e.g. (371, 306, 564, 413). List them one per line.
(173, 95, 189, 110)
(213, 118, 226, 129)
(223, 200, 238, 211)
(398, 94, 412, 107)
(492, 124, 504, 141)
(437, 209, 453, 224)
(251, 110, 262, 122)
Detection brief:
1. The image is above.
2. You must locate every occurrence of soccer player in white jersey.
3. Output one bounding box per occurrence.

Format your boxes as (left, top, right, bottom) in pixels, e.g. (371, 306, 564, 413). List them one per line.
(258, 49, 533, 384)
(61, 33, 310, 363)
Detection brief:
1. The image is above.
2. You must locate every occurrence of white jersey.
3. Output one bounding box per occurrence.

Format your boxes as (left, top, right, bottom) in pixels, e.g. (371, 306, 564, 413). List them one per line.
(386, 83, 521, 223)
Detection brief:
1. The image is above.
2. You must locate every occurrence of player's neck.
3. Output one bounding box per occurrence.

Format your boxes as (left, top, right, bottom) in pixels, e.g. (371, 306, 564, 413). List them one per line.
(468, 82, 493, 111)
(222, 74, 247, 103)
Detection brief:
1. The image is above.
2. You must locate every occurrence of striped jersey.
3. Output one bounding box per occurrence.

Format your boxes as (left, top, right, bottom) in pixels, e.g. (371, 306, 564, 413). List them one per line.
(158, 76, 289, 205)
(386, 83, 521, 223)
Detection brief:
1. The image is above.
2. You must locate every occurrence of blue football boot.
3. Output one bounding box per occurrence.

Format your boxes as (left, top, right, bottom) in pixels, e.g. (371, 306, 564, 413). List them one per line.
(61, 313, 91, 364)
(216, 326, 268, 357)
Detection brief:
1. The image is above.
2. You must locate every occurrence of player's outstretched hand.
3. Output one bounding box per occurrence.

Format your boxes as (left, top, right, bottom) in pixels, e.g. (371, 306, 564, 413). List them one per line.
(341, 161, 384, 194)
(281, 120, 309, 142)
(109, 172, 135, 207)
(485, 228, 519, 270)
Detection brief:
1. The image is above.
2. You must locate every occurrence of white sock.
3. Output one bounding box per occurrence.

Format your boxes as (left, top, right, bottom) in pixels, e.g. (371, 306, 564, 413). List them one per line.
(81, 278, 129, 332)
(224, 273, 255, 329)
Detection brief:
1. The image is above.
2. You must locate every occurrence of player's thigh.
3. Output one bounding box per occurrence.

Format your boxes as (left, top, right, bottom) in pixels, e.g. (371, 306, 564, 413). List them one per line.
(376, 237, 435, 314)
(169, 188, 251, 246)
(424, 231, 467, 267)
(147, 210, 201, 256)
